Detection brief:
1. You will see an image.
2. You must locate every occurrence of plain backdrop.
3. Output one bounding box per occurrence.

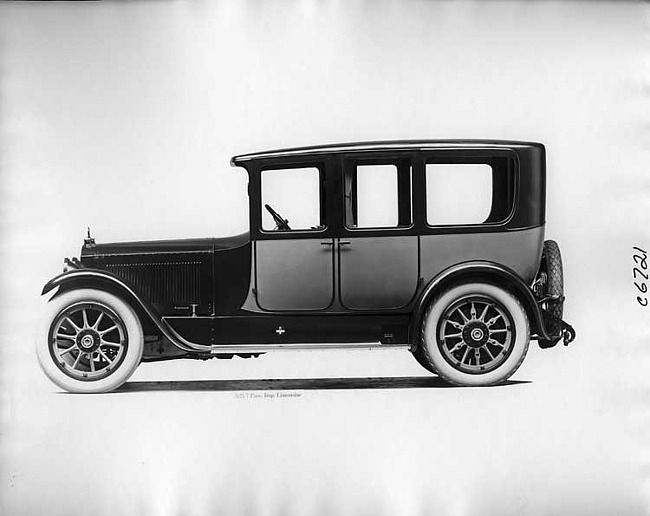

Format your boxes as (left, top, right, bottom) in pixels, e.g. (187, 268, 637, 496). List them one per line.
(1, 1, 649, 515)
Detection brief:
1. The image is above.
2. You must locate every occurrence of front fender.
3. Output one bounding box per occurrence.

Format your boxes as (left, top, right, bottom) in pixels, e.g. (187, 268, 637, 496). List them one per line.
(42, 269, 213, 354)
(43, 268, 144, 300)
(411, 261, 552, 344)
(42, 268, 168, 339)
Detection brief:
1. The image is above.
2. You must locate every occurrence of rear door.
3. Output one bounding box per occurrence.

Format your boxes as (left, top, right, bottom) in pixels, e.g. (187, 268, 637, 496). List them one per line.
(338, 154, 419, 310)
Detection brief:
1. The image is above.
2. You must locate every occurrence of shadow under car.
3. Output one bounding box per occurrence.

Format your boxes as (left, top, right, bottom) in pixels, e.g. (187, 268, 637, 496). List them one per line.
(109, 376, 530, 393)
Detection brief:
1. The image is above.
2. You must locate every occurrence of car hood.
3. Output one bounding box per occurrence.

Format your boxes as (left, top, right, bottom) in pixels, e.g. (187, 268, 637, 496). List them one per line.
(81, 232, 250, 258)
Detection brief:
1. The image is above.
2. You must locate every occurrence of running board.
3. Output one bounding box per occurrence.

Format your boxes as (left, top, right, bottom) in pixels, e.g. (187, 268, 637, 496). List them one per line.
(161, 319, 412, 354)
(208, 342, 412, 354)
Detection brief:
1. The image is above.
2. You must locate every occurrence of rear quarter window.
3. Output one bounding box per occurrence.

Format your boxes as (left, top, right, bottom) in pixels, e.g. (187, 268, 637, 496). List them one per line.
(425, 157, 515, 226)
(426, 164, 493, 225)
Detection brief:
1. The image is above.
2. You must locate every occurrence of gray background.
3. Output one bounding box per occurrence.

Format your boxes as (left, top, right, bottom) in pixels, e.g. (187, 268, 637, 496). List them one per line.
(1, 1, 648, 515)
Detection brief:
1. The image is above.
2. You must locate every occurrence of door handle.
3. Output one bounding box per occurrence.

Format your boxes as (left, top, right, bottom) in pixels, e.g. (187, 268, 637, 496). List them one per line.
(320, 241, 333, 247)
(339, 241, 351, 246)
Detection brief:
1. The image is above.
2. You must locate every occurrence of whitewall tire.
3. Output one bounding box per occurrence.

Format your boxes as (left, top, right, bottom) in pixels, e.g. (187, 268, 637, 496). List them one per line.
(420, 283, 530, 386)
(36, 289, 144, 393)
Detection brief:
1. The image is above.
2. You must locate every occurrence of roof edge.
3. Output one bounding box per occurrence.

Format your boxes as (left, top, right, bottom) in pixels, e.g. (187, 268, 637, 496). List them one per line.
(230, 139, 544, 166)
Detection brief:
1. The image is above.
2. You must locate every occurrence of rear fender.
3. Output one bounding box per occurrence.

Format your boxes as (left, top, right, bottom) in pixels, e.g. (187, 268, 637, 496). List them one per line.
(410, 261, 552, 347)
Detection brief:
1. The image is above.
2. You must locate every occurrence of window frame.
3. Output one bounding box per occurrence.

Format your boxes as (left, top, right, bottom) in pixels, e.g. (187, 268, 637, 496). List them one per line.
(420, 150, 519, 233)
(252, 158, 331, 240)
(341, 154, 415, 234)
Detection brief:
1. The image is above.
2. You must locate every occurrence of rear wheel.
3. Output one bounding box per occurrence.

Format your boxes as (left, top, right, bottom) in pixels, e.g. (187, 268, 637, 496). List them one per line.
(418, 282, 530, 386)
(36, 289, 144, 393)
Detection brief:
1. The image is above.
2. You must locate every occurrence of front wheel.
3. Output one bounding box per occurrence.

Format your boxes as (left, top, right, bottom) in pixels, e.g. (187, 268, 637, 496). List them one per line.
(36, 289, 144, 393)
(418, 283, 530, 386)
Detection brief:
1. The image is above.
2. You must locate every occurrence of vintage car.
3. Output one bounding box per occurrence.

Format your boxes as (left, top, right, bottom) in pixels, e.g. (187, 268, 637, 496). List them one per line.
(37, 140, 575, 393)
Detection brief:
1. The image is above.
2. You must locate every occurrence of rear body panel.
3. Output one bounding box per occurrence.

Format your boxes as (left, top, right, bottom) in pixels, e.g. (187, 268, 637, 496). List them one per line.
(420, 225, 544, 285)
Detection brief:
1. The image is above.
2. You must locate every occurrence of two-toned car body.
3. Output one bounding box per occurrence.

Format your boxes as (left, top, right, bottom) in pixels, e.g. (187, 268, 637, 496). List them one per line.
(38, 140, 575, 392)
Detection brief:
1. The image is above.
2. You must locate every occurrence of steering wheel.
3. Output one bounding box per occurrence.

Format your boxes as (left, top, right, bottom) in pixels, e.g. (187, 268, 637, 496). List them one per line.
(264, 204, 291, 231)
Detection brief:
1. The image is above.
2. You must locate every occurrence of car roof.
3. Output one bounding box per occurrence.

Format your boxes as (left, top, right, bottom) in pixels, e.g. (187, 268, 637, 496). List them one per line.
(230, 139, 544, 166)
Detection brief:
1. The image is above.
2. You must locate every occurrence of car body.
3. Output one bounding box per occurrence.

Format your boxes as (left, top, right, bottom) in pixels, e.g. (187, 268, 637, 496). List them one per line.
(38, 140, 575, 392)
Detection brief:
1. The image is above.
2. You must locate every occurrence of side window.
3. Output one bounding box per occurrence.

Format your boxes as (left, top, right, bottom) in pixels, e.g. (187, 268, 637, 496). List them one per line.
(261, 166, 324, 231)
(426, 163, 493, 225)
(345, 161, 412, 229)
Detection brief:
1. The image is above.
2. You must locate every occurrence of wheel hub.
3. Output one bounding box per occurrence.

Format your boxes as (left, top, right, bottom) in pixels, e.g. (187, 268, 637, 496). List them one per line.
(76, 329, 100, 352)
(463, 322, 489, 348)
(437, 295, 516, 375)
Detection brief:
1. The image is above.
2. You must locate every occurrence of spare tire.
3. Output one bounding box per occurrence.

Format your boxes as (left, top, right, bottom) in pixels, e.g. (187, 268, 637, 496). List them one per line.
(539, 240, 564, 347)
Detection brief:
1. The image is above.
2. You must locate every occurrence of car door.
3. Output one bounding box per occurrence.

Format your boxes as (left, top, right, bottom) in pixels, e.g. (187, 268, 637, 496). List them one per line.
(256, 238, 334, 310)
(338, 155, 419, 310)
(254, 163, 335, 311)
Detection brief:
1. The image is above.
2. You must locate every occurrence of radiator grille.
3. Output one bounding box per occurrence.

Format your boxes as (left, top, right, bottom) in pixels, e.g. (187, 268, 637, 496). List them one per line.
(106, 261, 201, 305)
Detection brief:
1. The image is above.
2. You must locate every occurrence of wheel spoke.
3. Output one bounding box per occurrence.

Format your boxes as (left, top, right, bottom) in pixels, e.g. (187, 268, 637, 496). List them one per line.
(99, 325, 118, 336)
(487, 338, 505, 347)
(489, 328, 508, 335)
(444, 331, 463, 339)
(478, 304, 489, 322)
(486, 315, 502, 328)
(484, 346, 496, 361)
(455, 308, 470, 323)
(72, 351, 84, 370)
(100, 339, 121, 348)
(59, 345, 78, 357)
(97, 349, 114, 364)
(470, 302, 477, 320)
(448, 341, 466, 353)
(474, 349, 481, 363)
(82, 309, 89, 329)
(460, 347, 469, 365)
(65, 317, 82, 334)
(447, 320, 463, 331)
(89, 354, 96, 372)
(56, 332, 76, 341)
(91, 312, 104, 330)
